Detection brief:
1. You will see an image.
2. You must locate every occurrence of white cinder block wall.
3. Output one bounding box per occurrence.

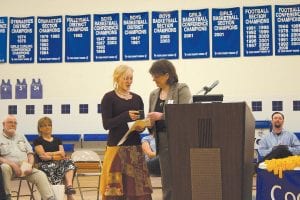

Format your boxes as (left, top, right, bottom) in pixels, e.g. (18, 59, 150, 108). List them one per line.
(0, 0, 299, 134)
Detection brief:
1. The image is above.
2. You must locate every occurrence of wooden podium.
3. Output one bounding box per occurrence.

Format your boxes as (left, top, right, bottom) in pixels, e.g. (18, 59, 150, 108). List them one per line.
(165, 102, 255, 200)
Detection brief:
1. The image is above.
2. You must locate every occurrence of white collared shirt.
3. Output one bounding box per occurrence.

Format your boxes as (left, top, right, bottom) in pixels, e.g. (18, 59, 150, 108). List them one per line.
(0, 131, 33, 163)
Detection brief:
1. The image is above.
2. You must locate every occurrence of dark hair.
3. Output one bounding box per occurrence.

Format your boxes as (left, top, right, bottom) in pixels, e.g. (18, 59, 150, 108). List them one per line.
(149, 59, 178, 85)
(271, 112, 284, 120)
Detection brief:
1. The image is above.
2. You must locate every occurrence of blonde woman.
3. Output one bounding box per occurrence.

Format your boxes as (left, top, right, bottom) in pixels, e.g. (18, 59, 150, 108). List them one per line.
(100, 65, 152, 200)
(33, 117, 76, 200)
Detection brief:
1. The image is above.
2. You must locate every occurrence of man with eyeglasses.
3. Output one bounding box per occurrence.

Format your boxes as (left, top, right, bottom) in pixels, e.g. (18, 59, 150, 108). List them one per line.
(0, 115, 55, 200)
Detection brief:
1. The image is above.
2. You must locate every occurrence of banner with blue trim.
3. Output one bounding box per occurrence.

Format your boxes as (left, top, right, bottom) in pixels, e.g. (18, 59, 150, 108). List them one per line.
(122, 12, 149, 60)
(182, 9, 209, 59)
(94, 13, 119, 61)
(275, 4, 300, 56)
(243, 5, 273, 56)
(37, 16, 62, 63)
(152, 10, 179, 59)
(0, 17, 7, 63)
(256, 168, 300, 200)
(212, 7, 240, 58)
(65, 15, 91, 62)
(9, 16, 34, 63)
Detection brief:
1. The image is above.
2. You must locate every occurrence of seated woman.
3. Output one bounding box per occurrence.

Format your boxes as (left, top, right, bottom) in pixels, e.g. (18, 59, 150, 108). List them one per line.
(33, 117, 76, 200)
(141, 133, 161, 176)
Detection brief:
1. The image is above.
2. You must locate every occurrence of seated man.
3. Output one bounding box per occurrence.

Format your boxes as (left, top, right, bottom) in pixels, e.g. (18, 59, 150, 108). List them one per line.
(141, 133, 161, 176)
(0, 115, 55, 200)
(0, 167, 6, 200)
(258, 112, 300, 161)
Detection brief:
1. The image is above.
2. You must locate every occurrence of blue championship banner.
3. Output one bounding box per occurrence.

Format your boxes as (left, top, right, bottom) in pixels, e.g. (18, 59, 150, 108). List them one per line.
(9, 16, 34, 63)
(122, 12, 149, 60)
(256, 168, 300, 200)
(212, 7, 240, 58)
(152, 10, 179, 59)
(182, 9, 210, 59)
(94, 13, 119, 62)
(275, 4, 300, 56)
(243, 5, 273, 56)
(37, 16, 62, 63)
(0, 17, 7, 63)
(65, 15, 91, 62)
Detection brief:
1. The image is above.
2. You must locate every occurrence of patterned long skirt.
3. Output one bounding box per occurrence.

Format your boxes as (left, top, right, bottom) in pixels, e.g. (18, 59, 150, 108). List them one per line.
(100, 145, 152, 200)
(38, 159, 76, 185)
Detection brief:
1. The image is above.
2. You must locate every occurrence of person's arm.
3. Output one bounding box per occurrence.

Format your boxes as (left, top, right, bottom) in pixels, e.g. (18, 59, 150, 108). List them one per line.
(101, 93, 132, 130)
(258, 137, 273, 157)
(0, 157, 22, 177)
(22, 134, 34, 155)
(35, 138, 65, 160)
(52, 144, 65, 160)
(34, 145, 52, 161)
(52, 138, 65, 159)
(288, 134, 300, 155)
(133, 96, 146, 132)
(148, 84, 192, 122)
(142, 141, 156, 159)
(22, 153, 34, 176)
(147, 90, 160, 126)
(27, 153, 34, 166)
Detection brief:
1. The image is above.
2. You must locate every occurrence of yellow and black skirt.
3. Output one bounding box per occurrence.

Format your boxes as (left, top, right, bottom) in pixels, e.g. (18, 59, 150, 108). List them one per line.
(100, 145, 152, 200)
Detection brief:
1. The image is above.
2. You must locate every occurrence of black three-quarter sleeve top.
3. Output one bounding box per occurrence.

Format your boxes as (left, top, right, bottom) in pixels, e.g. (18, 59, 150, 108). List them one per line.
(101, 90, 144, 146)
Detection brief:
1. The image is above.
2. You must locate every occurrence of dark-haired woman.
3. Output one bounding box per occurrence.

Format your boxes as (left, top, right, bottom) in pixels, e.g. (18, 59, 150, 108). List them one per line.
(147, 59, 192, 200)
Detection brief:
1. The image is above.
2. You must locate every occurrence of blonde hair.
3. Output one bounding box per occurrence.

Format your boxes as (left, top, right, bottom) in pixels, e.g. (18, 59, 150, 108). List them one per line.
(113, 65, 133, 89)
(37, 116, 52, 135)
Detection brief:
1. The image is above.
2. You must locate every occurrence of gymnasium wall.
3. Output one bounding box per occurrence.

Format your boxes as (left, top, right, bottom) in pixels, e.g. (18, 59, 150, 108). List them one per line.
(0, 0, 299, 134)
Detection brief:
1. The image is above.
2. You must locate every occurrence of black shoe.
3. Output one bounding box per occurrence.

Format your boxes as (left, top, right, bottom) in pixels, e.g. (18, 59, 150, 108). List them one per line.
(65, 186, 76, 195)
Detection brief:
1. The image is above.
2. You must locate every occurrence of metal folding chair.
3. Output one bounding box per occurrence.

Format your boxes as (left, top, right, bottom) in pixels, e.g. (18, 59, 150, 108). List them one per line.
(71, 150, 102, 200)
(12, 177, 35, 200)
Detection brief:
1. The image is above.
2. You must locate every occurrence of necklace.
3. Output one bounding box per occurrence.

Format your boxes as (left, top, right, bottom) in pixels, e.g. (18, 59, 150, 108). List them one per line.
(115, 89, 132, 100)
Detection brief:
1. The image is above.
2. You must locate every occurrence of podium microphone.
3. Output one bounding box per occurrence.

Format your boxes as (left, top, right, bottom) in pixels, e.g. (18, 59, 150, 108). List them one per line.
(197, 80, 219, 95)
(204, 80, 219, 95)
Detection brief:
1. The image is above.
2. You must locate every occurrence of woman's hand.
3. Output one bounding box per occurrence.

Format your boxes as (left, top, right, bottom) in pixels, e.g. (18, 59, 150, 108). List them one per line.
(129, 110, 139, 121)
(39, 153, 52, 161)
(147, 112, 163, 122)
(40, 154, 52, 160)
